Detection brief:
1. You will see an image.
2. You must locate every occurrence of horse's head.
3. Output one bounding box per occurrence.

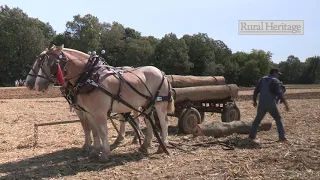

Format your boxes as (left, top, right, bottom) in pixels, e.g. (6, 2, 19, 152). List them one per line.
(25, 48, 49, 90)
(32, 44, 67, 91)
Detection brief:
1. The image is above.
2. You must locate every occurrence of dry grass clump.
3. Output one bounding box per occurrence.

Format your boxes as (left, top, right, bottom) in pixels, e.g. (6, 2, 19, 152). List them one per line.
(0, 88, 319, 179)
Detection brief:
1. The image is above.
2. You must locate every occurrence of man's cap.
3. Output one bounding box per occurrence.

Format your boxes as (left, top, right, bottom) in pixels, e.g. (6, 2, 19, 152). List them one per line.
(269, 67, 282, 75)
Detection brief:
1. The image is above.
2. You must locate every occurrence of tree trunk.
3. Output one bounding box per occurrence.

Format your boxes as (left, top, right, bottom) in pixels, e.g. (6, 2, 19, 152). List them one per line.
(192, 120, 272, 137)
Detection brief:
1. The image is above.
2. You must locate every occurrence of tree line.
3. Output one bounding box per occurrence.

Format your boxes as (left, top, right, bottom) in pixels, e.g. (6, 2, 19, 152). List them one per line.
(1, 5, 319, 87)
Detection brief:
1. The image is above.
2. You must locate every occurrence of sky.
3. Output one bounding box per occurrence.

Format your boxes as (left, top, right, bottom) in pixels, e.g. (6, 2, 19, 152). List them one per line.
(1, 0, 319, 63)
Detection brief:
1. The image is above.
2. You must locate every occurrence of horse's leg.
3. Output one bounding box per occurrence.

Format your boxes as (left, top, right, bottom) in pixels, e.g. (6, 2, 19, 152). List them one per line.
(132, 110, 142, 144)
(95, 114, 111, 163)
(111, 114, 126, 149)
(86, 114, 102, 159)
(139, 108, 153, 154)
(155, 102, 169, 154)
(75, 109, 92, 153)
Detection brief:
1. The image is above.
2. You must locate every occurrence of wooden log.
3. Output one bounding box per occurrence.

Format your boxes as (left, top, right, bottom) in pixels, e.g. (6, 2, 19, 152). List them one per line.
(192, 120, 272, 137)
(166, 75, 225, 88)
(172, 84, 239, 103)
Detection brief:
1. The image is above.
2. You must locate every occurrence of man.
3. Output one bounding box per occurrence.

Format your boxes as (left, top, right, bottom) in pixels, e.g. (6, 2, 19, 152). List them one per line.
(248, 68, 290, 143)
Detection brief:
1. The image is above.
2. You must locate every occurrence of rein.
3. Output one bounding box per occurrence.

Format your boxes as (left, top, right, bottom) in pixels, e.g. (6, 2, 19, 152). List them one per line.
(28, 58, 56, 84)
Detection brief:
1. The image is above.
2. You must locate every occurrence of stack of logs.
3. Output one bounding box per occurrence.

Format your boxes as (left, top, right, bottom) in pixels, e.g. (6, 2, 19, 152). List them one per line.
(165, 75, 238, 102)
(165, 75, 272, 137)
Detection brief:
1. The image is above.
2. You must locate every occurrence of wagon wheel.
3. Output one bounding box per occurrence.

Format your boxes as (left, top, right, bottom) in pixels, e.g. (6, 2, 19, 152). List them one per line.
(221, 102, 241, 123)
(178, 107, 201, 134)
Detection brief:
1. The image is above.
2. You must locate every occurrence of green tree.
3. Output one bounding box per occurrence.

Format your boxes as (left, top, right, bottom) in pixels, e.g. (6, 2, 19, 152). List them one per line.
(302, 56, 320, 83)
(99, 22, 126, 66)
(182, 33, 215, 76)
(240, 60, 261, 86)
(211, 39, 232, 65)
(278, 55, 304, 83)
(120, 37, 154, 67)
(0, 5, 54, 86)
(154, 33, 193, 75)
(65, 14, 104, 52)
(249, 49, 272, 77)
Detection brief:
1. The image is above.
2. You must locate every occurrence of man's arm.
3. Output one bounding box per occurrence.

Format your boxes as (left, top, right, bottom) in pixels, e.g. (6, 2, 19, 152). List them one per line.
(273, 79, 289, 110)
(273, 79, 285, 102)
(253, 78, 261, 102)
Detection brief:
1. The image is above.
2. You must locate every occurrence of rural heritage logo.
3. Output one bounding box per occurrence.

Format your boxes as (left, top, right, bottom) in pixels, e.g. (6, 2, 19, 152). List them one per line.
(238, 20, 304, 35)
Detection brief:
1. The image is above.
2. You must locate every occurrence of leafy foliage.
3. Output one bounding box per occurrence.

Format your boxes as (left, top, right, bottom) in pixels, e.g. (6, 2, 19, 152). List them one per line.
(1, 6, 319, 87)
(0, 5, 54, 86)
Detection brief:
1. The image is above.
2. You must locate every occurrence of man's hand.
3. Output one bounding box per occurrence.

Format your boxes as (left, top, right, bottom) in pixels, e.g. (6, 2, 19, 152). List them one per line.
(284, 103, 290, 112)
(253, 101, 257, 108)
(283, 100, 290, 111)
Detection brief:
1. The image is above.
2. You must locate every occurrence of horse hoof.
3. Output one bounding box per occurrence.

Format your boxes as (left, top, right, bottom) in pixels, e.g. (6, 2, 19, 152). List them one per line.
(81, 144, 92, 153)
(113, 136, 125, 145)
(156, 146, 165, 154)
(89, 149, 99, 159)
(138, 146, 149, 154)
(99, 154, 109, 163)
(132, 137, 138, 144)
(110, 144, 118, 151)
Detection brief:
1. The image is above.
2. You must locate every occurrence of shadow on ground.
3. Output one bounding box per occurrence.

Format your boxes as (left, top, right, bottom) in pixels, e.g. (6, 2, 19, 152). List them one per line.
(0, 147, 147, 180)
(227, 136, 281, 149)
(125, 125, 181, 137)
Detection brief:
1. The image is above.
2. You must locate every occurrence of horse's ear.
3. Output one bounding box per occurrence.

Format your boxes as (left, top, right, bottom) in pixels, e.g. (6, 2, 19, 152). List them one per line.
(45, 48, 48, 51)
(57, 44, 64, 51)
(50, 44, 56, 50)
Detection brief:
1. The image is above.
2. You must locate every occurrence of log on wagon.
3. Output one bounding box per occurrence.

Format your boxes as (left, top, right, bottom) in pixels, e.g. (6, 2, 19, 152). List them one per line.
(166, 75, 225, 88)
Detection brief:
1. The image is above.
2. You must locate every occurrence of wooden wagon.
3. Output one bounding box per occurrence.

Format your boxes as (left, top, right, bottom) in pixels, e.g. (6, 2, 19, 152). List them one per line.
(166, 75, 241, 134)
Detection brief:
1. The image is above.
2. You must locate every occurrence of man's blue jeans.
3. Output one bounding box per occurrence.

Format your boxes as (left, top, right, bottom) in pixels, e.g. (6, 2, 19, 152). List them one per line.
(249, 104, 286, 139)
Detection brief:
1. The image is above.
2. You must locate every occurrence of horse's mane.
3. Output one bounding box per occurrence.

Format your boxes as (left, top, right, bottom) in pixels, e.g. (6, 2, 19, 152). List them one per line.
(63, 48, 89, 57)
(62, 48, 90, 63)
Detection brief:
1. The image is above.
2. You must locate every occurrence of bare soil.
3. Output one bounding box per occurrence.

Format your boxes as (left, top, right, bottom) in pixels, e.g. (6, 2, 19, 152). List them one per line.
(0, 87, 319, 180)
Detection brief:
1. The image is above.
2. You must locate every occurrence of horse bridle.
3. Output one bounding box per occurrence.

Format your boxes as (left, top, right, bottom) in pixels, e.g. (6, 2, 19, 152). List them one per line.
(32, 51, 104, 87)
(29, 52, 68, 84)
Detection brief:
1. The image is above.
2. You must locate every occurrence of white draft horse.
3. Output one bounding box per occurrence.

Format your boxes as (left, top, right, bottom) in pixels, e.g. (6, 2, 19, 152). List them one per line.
(27, 45, 174, 162)
(25, 48, 144, 155)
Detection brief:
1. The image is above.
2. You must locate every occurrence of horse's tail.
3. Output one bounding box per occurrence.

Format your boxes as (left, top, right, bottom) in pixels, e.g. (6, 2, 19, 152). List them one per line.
(166, 78, 175, 114)
(167, 97, 175, 114)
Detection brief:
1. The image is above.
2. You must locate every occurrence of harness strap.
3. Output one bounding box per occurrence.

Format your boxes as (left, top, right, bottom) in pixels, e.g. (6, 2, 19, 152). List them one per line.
(167, 76, 173, 102)
(63, 94, 89, 113)
(122, 113, 144, 146)
(28, 73, 50, 80)
(141, 73, 166, 112)
(126, 71, 154, 100)
(144, 106, 170, 155)
(107, 75, 121, 117)
(116, 72, 124, 99)
(118, 72, 153, 101)
(88, 79, 145, 115)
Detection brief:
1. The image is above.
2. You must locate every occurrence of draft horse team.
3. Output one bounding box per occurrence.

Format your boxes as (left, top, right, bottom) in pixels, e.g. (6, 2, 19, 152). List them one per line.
(25, 44, 175, 162)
